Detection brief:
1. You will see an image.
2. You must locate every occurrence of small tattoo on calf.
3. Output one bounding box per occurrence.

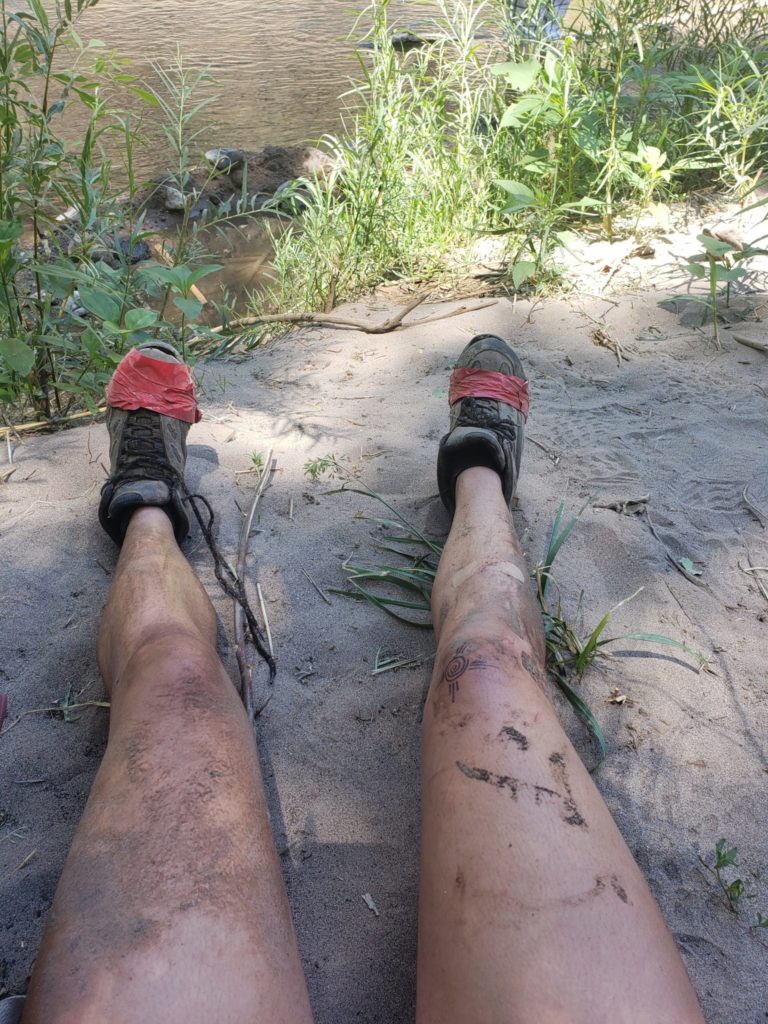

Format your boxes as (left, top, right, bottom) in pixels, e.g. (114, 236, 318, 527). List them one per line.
(441, 642, 492, 702)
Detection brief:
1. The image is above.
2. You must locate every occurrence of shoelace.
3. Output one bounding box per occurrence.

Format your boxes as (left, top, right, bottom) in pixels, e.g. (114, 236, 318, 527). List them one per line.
(109, 412, 276, 688)
(111, 417, 175, 488)
(183, 487, 277, 686)
(456, 398, 522, 444)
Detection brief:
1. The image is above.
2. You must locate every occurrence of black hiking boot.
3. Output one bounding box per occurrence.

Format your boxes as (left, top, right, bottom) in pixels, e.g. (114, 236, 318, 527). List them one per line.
(436, 334, 528, 517)
(98, 342, 194, 545)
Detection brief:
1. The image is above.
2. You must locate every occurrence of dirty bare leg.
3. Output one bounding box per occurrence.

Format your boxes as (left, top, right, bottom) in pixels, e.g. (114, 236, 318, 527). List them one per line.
(23, 508, 313, 1024)
(416, 467, 704, 1024)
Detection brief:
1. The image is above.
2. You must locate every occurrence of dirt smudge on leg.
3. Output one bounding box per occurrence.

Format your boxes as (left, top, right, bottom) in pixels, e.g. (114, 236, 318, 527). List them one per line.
(548, 751, 588, 830)
(521, 651, 544, 686)
(499, 725, 529, 750)
(611, 877, 631, 904)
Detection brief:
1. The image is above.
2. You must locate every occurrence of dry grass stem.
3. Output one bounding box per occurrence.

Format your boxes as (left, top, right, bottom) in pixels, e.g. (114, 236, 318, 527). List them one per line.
(235, 451, 275, 715)
(301, 568, 332, 605)
(256, 583, 274, 658)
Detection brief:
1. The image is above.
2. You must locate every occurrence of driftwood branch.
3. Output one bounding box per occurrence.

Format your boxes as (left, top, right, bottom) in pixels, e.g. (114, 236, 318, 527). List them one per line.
(192, 295, 498, 345)
(733, 334, 768, 355)
(235, 451, 275, 719)
(0, 407, 106, 441)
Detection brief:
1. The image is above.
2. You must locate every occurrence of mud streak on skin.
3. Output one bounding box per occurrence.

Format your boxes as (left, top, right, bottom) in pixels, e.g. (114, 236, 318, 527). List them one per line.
(499, 725, 529, 750)
(548, 752, 588, 829)
(456, 757, 588, 830)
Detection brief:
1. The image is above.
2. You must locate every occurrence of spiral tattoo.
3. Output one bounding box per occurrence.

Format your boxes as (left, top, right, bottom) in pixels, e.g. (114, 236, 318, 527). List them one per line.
(445, 655, 468, 702)
(442, 647, 491, 702)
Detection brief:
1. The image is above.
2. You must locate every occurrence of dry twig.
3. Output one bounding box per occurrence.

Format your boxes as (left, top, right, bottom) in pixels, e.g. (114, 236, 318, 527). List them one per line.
(301, 568, 332, 605)
(235, 451, 275, 718)
(733, 334, 768, 355)
(0, 407, 106, 440)
(191, 296, 498, 346)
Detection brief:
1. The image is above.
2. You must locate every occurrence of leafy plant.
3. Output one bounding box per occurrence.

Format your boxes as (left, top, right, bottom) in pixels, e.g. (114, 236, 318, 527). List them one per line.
(681, 232, 768, 347)
(699, 838, 757, 916)
(304, 453, 345, 481)
(0, 17, 263, 420)
(535, 495, 706, 755)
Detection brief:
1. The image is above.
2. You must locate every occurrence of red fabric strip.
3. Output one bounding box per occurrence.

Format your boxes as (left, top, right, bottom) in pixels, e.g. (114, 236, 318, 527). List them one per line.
(449, 367, 529, 419)
(106, 348, 202, 424)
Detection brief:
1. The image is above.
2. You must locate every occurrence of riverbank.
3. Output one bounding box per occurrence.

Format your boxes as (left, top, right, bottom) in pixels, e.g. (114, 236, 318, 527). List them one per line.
(1, 289, 767, 1021)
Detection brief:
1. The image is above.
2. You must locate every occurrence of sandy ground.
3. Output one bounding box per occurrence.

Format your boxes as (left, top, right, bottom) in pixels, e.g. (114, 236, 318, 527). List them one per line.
(1, 276, 767, 1020)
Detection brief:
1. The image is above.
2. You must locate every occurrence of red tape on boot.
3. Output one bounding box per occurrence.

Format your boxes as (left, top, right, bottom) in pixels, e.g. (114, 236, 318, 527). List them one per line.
(449, 367, 529, 419)
(106, 348, 202, 424)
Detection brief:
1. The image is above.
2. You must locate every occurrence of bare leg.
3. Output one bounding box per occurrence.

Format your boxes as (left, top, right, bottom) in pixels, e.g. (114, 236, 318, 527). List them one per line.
(417, 468, 704, 1024)
(24, 508, 313, 1024)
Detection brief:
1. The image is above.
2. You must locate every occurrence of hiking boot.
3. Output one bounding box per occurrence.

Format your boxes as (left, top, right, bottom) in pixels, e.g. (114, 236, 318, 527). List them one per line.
(98, 342, 198, 545)
(436, 334, 529, 516)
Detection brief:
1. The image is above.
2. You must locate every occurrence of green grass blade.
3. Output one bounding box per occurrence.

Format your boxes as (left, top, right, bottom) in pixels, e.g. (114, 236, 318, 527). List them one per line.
(328, 584, 433, 627)
(606, 632, 708, 667)
(556, 678, 607, 760)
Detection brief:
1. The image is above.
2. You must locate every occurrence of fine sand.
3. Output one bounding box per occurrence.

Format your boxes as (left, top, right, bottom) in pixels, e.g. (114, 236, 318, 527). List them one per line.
(1, 282, 767, 1021)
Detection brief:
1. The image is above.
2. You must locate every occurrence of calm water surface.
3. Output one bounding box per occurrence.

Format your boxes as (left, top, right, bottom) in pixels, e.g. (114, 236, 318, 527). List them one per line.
(68, 0, 436, 172)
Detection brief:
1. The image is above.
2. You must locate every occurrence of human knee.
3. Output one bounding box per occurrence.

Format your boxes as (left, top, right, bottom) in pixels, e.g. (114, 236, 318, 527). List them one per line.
(117, 628, 223, 692)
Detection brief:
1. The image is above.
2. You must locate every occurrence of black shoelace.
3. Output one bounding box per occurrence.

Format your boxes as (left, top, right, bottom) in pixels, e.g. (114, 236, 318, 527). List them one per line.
(183, 487, 277, 685)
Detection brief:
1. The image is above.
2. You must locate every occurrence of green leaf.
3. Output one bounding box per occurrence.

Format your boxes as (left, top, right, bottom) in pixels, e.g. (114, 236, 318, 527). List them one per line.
(495, 179, 536, 209)
(715, 838, 739, 868)
(686, 263, 707, 279)
(184, 263, 223, 288)
(491, 59, 541, 91)
(512, 260, 536, 288)
(500, 93, 550, 129)
(0, 220, 23, 244)
(78, 287, 120, 323)
(714, 266, 747, 283)
(138, 265, 185, 290)
(124, 307, 159, 331)
(130, 87, 161, 107)
(679, 557, 702, 576)
(698, 233, 734, 257)
(557, 676, 606, 759)
(0, 337, 35, 375)
(173, 296, 204, 320)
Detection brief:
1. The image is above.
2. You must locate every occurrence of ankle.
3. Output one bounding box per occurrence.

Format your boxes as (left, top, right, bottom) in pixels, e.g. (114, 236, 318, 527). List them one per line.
(126, 506, 177, 538)
(455, 465, 504, 500)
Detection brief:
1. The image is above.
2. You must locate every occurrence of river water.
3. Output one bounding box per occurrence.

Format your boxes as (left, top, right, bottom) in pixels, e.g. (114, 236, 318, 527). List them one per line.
(68, 0, 436, 173)
(49, 0, 448, 300)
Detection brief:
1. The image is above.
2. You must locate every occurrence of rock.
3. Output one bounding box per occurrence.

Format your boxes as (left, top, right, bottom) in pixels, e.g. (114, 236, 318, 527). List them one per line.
(703, 225, 745, 253)
(391, 30, 433, 51)
(90, 238, 152, 268)
(157, 183, 187, 211)
(204, 147, 244, 173)
(204, 145, 335, 195)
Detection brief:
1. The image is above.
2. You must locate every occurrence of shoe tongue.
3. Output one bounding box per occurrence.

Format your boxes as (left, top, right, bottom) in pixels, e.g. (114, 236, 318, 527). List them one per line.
(109, 479, 172, 517)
